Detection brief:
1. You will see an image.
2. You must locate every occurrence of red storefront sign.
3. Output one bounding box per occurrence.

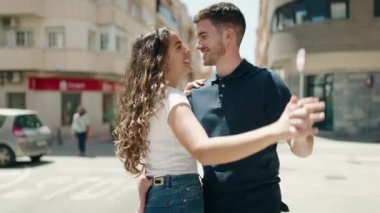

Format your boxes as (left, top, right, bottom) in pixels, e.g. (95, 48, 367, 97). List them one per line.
(28, 77, 119, 92)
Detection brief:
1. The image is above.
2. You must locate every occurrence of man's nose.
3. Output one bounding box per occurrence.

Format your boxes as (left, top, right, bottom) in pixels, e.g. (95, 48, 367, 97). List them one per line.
(195, 40, 202, 50)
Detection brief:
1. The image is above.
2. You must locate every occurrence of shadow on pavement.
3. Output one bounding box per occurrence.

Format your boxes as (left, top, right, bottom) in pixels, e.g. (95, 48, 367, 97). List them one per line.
(48, 136, 117, 157)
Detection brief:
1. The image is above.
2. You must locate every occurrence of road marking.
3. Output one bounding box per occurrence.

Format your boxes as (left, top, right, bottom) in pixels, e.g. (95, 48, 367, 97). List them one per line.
(70, 179, 126, 200)
(105, 184, 137, 202)
(0, 167, 30, 191)
(0, 171, 22, 177)
(42, 177, 100, 200)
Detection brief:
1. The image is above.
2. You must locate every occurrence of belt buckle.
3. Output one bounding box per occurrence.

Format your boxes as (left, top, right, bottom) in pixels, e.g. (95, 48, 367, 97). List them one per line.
(153, 177, 164, 186)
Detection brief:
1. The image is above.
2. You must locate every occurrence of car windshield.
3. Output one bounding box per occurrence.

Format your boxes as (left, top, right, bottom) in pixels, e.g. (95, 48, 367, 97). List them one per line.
(14, 114, 43, 129)
(0, 115, 6, 127)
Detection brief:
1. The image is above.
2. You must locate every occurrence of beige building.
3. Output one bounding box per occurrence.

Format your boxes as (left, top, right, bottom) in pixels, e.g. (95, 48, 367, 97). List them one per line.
(257, 0, 380, 140)
(0, 0, 205, 141)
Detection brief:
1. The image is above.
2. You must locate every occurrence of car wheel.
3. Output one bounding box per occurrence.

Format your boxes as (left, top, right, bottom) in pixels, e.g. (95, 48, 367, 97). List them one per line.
(30, 155, 42, 163)
(0, 145, 16, 167)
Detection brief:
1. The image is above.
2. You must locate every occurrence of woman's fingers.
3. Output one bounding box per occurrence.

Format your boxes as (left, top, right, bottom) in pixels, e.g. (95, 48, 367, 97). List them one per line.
(183, 79, 206, 96)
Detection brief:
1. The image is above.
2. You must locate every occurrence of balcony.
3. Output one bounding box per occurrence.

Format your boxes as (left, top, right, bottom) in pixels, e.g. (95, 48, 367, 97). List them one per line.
(268, 20, 380, 70)
(0, 48, 44, 70)
(0, 0, 44, 17)
(0, 47, 126, 75)
(97, 4, 145, 34)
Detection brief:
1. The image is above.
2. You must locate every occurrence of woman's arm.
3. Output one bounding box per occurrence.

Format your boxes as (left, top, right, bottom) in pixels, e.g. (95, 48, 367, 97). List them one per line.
(287, 97, 325, 157)
(136, 173, 152, 213)
(168, 98, 324, 165)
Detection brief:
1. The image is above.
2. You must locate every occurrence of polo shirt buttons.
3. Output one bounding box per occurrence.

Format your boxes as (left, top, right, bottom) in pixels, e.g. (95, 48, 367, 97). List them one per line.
(221, 84, 225, 88)
(219, 94, 223, 98)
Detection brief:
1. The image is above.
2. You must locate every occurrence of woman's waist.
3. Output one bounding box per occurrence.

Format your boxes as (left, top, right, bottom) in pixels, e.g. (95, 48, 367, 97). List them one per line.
(149, 173, 201, 187)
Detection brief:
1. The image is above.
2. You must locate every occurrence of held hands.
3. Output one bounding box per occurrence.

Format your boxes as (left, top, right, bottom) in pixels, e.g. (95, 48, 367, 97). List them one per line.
(276, 96, 325, 140)
(183, 79, 206, 96)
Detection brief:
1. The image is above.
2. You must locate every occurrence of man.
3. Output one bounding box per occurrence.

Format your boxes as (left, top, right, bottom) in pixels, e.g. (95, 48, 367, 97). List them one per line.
(71, 106, 90, 156)
(187, 2, 323, 212)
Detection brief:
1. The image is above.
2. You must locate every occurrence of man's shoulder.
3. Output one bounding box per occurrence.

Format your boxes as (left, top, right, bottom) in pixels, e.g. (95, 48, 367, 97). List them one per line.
(255, 67, 287, 87)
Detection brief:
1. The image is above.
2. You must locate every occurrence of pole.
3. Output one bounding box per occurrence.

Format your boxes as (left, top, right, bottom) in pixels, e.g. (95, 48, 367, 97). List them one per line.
(299, 72, 304, 98)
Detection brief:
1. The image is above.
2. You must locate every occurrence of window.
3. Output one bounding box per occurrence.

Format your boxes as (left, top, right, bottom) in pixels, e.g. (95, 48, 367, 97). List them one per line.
(308, 0, 329, 22)
(46, 27, 65, 48)
(331, 0, 348, 19)
(14, 114, 43, 129)
(131, 2, 140, 20)
(277, 5, 295, 30)
(0, 31, 6, 47)
(15, 30, 33, 47)
(103, 94, 115, 124)
(61, 93, 81, 126)
(307, 74, 334, 131)
(88, 30, 96, 50)
(375, 0, 380, 17)
(116, 35, 127, 52)
(100, 33, 109, 51)
(272, 0, 349, 32)
(7, 93, 26, 109)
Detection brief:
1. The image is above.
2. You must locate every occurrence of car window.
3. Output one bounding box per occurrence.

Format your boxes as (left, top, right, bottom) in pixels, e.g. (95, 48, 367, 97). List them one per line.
(0, 115, 6, 127)
(14, 114, 43, 129)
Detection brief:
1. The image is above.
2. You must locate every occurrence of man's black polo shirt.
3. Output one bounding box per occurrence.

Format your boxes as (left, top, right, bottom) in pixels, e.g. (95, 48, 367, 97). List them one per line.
(188, 59, 291, 212)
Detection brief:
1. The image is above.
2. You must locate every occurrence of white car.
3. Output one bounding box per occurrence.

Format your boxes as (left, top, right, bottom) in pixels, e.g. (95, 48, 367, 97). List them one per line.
(0, 108, 52, 167)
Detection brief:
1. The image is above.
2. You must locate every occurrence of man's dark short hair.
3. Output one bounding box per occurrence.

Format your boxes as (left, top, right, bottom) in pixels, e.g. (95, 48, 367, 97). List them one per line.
(194, 2, 246, 46)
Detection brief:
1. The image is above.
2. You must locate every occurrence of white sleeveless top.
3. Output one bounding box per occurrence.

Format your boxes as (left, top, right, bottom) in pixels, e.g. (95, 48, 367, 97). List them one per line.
(145, 87, 197, 177)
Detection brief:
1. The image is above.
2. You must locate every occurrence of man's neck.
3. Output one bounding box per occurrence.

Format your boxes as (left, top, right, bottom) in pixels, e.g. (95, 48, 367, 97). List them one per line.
(215, 54, 243, 77)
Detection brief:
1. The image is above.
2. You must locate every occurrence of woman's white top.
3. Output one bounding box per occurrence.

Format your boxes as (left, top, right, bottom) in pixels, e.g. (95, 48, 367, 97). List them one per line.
(145, 87, 197, 177)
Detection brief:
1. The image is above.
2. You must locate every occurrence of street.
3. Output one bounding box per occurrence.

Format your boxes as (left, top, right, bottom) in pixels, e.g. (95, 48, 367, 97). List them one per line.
(0, 137, 379, 213)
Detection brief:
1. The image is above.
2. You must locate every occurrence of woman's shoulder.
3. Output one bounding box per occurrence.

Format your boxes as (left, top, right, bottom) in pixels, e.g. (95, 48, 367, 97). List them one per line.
(165, 86, 189, 107)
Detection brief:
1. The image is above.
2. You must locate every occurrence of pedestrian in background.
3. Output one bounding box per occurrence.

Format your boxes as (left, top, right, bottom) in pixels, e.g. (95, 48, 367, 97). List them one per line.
(71, 106, 90, 156)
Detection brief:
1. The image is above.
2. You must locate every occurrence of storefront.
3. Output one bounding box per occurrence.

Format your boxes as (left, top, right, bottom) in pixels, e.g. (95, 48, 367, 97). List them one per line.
(306, 72, 380, 140)
(1, 73, 118, 141)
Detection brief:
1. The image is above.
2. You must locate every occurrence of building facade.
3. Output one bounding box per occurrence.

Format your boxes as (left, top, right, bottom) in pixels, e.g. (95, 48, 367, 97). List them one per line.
(0, 0, 204, 141)
(256, 0, 380, 140)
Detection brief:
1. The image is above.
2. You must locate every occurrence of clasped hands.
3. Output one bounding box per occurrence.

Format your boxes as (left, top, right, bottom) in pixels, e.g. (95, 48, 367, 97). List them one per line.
(277, 96, 325, 140)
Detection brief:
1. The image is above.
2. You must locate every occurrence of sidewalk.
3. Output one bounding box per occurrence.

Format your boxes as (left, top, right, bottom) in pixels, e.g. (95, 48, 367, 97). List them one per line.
(49, 135, 115, 157)
(278, 136, 380, 213)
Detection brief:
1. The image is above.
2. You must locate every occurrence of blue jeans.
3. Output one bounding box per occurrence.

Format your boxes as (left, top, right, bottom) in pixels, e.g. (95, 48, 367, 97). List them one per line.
(145, 174, 204, 213)
(75, 132, 87, 153)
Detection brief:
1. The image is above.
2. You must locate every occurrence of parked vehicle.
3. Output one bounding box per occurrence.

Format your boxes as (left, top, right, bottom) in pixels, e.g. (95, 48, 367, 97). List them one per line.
(0, 108, 52, 167)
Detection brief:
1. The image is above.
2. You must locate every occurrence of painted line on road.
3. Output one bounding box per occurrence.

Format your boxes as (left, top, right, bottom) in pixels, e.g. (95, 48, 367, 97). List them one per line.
(70, 179, 125, 200)
(0, 167, 30, 191)
(0, 171, 22, 177)
(105, 184, 137, 202)
(42, 177, 101, 200)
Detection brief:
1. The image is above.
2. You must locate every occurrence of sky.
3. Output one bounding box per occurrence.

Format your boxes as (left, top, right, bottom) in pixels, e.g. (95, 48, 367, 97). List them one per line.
(179, 0, 260, 64)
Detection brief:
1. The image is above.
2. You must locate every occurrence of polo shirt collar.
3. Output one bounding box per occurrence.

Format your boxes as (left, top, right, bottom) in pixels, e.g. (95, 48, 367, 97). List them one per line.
(211, 59, 249, 84)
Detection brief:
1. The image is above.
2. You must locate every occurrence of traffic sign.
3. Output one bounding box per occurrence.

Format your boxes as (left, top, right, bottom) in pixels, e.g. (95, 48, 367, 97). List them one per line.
(296, 48, 306, 72)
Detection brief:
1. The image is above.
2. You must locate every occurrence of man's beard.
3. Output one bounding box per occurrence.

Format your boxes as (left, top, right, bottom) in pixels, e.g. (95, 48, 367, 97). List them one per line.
(204, 41, 226, 66)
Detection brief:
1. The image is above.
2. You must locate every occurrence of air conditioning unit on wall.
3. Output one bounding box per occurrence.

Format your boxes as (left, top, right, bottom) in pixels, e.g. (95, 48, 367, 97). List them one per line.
(1, 17, 19, 29)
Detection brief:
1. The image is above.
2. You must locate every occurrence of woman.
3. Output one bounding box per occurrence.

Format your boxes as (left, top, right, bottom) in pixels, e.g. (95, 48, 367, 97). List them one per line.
(114, 28, 324, 213)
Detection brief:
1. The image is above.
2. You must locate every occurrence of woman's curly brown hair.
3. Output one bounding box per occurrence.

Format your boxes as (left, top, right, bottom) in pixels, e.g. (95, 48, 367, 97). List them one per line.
(114, 28, 170, 175)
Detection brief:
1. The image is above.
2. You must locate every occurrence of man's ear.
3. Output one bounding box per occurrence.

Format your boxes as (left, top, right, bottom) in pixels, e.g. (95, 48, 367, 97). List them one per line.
(224, 27, 235, 45)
